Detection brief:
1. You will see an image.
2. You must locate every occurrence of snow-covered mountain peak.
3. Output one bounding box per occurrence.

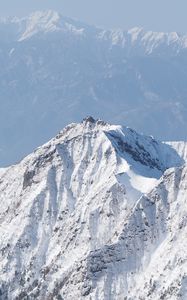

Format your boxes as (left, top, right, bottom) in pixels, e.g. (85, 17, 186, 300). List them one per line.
(18, 10, 62, 41)
(0, 119, 186, 299)
(29, 10, 60, 21)
(14, 118, 183, 206)
(22, 118, 183, 172)
(18, 10, 86, 41)
(27, 10, 61, 29)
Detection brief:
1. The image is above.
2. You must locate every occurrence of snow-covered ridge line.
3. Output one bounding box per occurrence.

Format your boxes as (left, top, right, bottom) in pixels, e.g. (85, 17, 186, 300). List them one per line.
(1, 10, 187, 53)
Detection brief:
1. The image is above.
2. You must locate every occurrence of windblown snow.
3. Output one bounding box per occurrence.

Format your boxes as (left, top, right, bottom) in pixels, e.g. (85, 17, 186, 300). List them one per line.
(0, 117, 187, 299)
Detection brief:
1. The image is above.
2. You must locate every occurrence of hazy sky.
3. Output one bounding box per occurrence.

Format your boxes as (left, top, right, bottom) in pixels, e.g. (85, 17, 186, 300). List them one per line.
(1, 0, 187, 33)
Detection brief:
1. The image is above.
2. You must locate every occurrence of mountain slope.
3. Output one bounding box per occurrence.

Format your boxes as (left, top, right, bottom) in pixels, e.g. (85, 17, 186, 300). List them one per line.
(0, 118, 186, 299)
(1, 10, 187, 166)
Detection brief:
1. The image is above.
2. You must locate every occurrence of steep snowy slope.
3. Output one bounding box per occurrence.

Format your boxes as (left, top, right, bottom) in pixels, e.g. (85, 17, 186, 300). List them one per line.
(0, 118, 186, 299)
(1, 10, 187, 166)
(167, 141, 187, 163)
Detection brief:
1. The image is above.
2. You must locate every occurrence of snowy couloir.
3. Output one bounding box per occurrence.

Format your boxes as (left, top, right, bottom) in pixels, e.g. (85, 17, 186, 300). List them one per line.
(0, 117, 187, 299)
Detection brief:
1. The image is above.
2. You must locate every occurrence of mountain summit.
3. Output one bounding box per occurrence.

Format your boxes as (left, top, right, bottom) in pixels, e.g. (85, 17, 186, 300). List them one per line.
(0, 119, 187, 299)
(18, 10, 89, 41)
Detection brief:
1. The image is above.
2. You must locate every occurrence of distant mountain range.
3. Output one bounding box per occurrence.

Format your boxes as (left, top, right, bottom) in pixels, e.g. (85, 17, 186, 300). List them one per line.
(1, 10, 187, 166)
(1, 117, 187, 299)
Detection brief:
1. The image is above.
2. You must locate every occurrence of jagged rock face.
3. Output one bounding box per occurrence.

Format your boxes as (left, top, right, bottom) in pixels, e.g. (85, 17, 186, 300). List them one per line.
(0, 119, 186, 299)
(1, 10, 187, 166)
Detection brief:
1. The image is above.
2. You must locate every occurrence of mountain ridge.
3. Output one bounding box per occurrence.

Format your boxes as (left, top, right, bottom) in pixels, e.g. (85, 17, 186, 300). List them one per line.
(1, 10, 187, 53)
(0, 118, 187, 299)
